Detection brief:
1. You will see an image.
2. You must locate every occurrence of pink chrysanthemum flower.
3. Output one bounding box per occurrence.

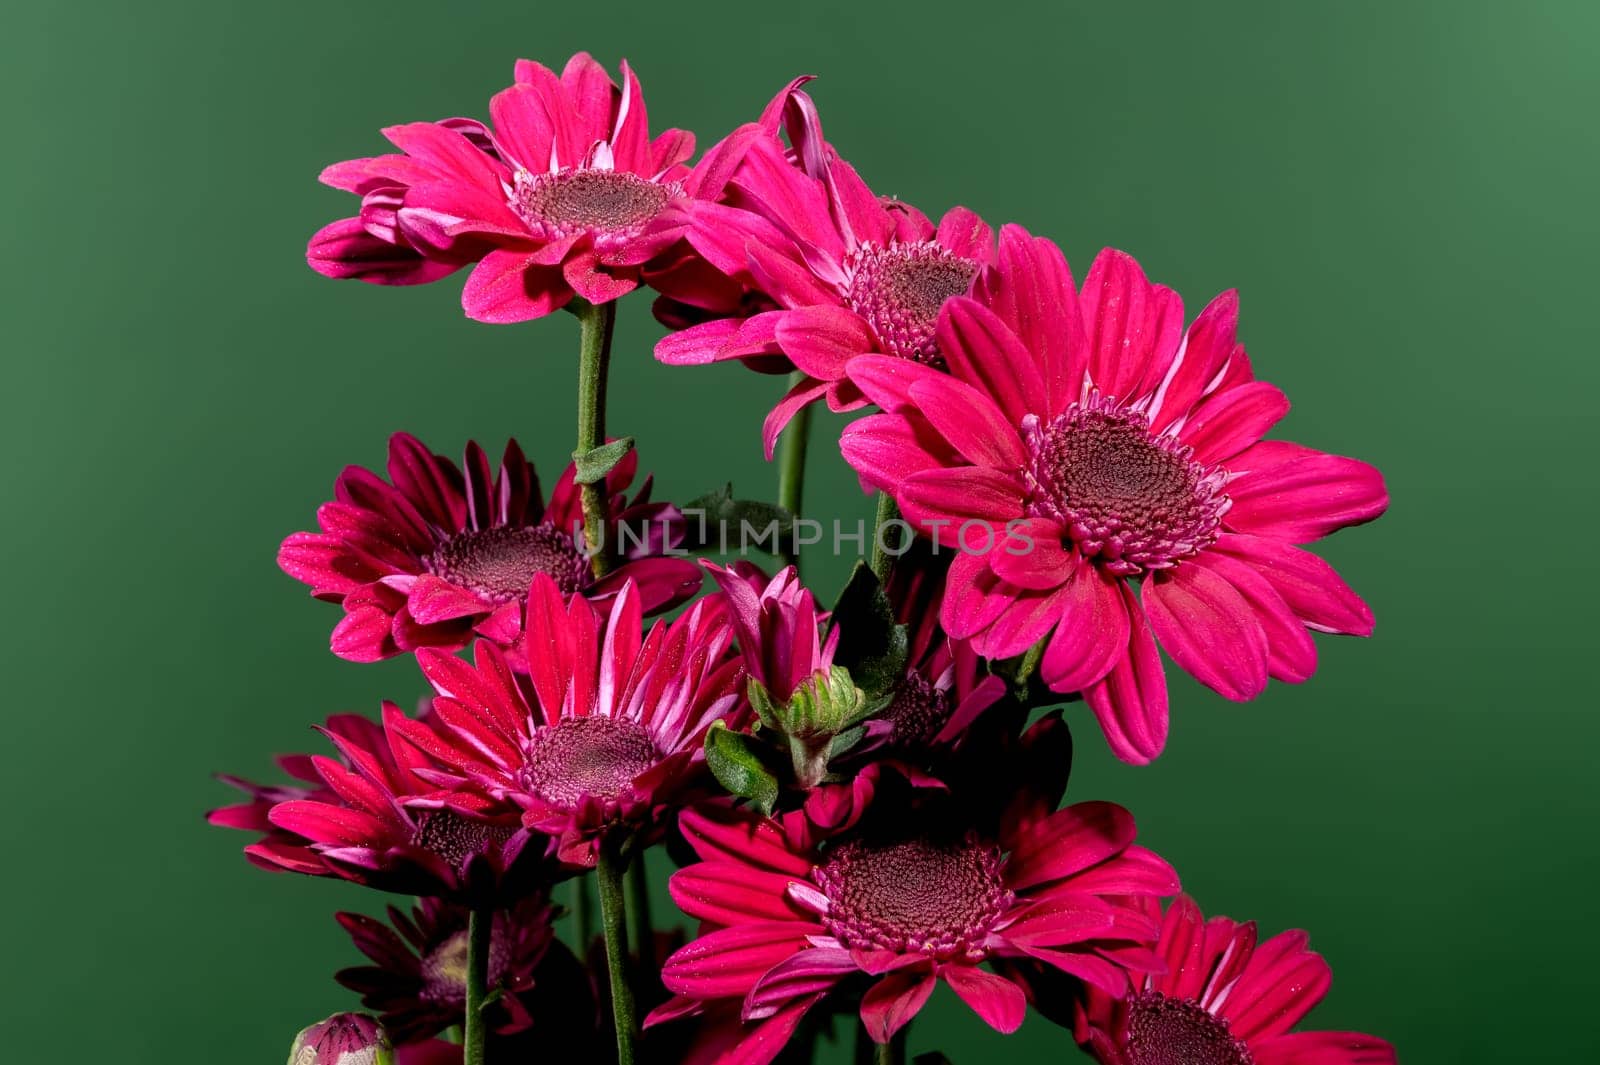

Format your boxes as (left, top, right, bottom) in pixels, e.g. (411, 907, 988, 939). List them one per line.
(393, 575, 744, 867)
(654, 81, 997, 456)
(841, 226, 1388, 764)
(278, 432, 700, 663)
(308, 53, 704, 321)
(209, 709, 542, 899)
(1076, 895, 1397, 1065)
(336, 896, 595, 1047)
(649, 736, 1177, 1060)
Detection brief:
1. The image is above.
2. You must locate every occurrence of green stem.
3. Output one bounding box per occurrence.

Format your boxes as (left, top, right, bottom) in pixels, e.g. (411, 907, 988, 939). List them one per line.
(597, 837, 637, 1065)
(775, 370, 812, 572)
(463, 904, 493, 1065)
(626, 846, 653, 963)
(573, 298, 618, 578)
(869, 492, 900, 584)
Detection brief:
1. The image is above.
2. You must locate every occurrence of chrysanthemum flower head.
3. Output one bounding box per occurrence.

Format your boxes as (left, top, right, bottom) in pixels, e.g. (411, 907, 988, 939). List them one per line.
(1076, 894, 1397, 1065)
(210, 710, 542, 900)
(336, 896, 594, 1047)
(278, 432, 700, 662)
(648, 720, 1178, 1061)
(842, 225, 1388, 764)
(394, 575, 745, 868)
(653, 80, 998, 455)
(308, 53, 708, 321)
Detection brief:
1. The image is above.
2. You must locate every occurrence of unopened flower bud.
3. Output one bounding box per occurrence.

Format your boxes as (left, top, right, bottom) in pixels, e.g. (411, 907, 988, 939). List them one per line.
(749, 666, 866, 789)
(288, 1014, 394, 1065)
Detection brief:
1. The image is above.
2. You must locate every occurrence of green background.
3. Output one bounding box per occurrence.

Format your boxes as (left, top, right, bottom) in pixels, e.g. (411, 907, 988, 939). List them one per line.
(3, 1, 1594, 1060)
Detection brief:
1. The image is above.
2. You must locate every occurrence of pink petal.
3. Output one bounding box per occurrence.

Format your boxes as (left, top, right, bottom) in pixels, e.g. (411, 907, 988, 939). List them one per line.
(980, 224, 1088, 415)
(937, 297, 1048, 425)
(858, 968, 937, 1043)
(907, 375, 1028, 469)
(1079, 248, 1185, 401)
(330, 605, 396, 662)
(1149, 289, 1242, 434)
(661, 922, 813, 999)
(845, 353, 950, 414)
(1211, 534, 1374, 635)
(1083, 583, 1168, 764)
(461, 250, 571, 322)
(934, 206, 994, 260)
(562, 251, 637, 304)
(1179, 380, 1290, 464)
(1191, 553, 1317, 683)
(941, 965, 1026, 1034)
(1007, 801, 1137, 891)
(839, 413, 951, 494)
(1225, 440, 1389, 543)
(1040, 564, 1130, 693)
(988, 518, 1076, 591)
(761, 376, 831, 460)
(978, 583, 1072, 659)
(1253, 1032, 1397, 1065)
(488, 84, 555, 175)
(306, 218, 460, 286)
(743, 947, 857, 1019)
(773, 305, 875, 382)
(407, 575, 490, 624)
(899, 466, 1025, 530)
(940, 550, 1015, 641)
(1145, 563, 1269, 701)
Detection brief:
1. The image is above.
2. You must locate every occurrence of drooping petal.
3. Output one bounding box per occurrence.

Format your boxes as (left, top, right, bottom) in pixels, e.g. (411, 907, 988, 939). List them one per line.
(1211, 534, 1374, 635)
(941, 965, 1026, 1033)
(1145, 563, 1270, 701)
(1083, 583, 1169, 764)
(1040, 565, 1130, 693)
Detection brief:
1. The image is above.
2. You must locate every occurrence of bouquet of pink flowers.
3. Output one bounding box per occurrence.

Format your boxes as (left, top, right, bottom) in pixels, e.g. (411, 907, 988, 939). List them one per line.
(215, 53, 1392, 1065)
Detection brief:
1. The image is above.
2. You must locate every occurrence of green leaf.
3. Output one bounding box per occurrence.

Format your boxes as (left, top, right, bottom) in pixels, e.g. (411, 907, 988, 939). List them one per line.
(681, 483, 795, 554)
(828, 724, 866, 757)
(571, 437, 635, 484)
(704, 721, 779, 815)
(827, 562, 909, 701)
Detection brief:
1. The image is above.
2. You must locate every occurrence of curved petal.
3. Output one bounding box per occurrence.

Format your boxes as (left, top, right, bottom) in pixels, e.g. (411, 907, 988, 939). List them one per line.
(942, 965, 1026, 1033)
(1211, 533, 1374, 636)
(859, 967, 937, 1043)
(461, 250, 571, 323)
(1225, 441, 1389, 543)
(1145, 563, 1269, 701)
(1083, 583, 1168, 764)
(1040, 564, 1130, 693)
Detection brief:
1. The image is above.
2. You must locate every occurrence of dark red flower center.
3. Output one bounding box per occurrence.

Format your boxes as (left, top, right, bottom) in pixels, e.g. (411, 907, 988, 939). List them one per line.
(426, 524, 587, 604)
(1124, 992, 1254, 1065)
(512, 167, 674, 236)
(409, 809, 515, 871)
(844, 241, 979, 365)
(814, 834, 1011, 958)
(520, 715, 660, 809)
(1024, 397, 1229, 575)
(882, 673, 953, 747)
(420, 928, 511, 1007)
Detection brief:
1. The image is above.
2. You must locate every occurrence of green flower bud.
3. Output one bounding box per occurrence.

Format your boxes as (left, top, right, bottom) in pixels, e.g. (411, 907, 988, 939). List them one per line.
(747, 666, 866, 789)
